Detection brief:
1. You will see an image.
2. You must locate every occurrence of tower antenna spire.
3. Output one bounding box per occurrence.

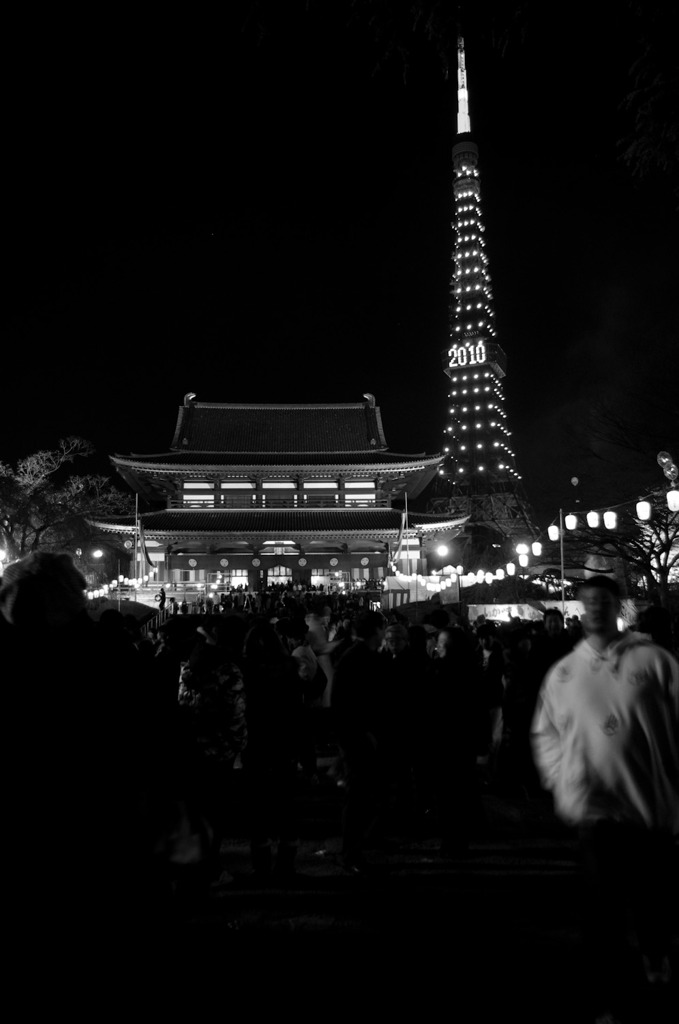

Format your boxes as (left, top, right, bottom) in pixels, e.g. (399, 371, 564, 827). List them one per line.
(457, 34, 471, 135)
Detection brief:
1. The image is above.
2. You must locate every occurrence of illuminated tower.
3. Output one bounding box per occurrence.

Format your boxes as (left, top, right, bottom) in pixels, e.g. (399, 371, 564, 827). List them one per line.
(430, 36, 537, 563)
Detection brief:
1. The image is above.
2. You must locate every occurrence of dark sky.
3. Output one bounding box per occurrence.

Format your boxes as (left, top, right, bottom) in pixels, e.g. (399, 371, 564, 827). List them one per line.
(5, 2, 678, 523)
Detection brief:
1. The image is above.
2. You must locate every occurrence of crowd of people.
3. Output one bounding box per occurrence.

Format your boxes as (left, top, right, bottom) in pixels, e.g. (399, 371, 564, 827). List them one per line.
(160, 581, 382, 619)
(1, 552, 677, 1010)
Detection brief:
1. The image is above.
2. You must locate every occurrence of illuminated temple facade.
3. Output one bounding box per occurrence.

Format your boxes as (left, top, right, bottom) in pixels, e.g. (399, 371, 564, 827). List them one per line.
(429, 37, 537, 561)
(93, 394, 465, 591)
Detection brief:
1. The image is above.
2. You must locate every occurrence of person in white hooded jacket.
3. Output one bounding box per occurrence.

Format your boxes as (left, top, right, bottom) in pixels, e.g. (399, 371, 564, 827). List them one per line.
(531, 575, 678, 1020)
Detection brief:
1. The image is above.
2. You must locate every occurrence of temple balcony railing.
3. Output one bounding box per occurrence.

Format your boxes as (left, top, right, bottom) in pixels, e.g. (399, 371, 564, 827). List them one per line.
(168, 496, 391, 510)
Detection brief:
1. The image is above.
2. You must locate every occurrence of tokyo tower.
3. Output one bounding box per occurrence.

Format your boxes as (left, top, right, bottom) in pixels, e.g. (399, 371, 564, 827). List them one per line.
(429, 35, 537, 566)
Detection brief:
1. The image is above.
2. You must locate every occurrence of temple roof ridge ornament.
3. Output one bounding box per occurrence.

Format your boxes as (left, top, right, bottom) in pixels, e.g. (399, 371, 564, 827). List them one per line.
(176, 398, 381, 411)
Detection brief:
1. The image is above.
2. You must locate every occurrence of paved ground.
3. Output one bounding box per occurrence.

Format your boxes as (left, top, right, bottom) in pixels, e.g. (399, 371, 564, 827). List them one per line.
(171, 769, 677, 1023)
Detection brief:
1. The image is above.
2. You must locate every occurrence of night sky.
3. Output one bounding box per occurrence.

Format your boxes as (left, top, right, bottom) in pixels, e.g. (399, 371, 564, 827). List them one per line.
(5, 2, 677, 524)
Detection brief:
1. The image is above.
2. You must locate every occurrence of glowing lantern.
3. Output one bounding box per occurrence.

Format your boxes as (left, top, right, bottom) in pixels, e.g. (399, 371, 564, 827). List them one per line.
(636, 500, 652, 521)
(565, 514, 578, 531)
(667, 489, 679, 512)
(586, 511, 600, 528)
(496, 568, 505, 580)
(515, 543, 529, 555)
(531, 542, 542, 556)
(603, 511, 617, 530)
(476, 570, 484, 583)
(548, 525, 559, 541)
(518, 554, 529, 567)
(506, 563, 516, 576)
(484, 573, 494, 585)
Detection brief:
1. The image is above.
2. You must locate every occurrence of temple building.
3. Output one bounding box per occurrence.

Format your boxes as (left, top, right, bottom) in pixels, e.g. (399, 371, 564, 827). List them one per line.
(428, 36, 537, 566)
(92, 393, 465, 593)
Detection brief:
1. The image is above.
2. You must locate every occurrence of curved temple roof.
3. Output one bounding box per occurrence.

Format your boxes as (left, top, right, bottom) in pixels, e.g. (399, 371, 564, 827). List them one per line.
(111, 396, 444, 503)
(92, 507, 468, 538)
(168, 399, 389, 454)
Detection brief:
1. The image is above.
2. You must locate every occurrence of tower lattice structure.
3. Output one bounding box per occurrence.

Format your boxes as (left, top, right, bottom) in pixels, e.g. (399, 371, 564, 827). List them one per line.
(429, 36, 537, 566)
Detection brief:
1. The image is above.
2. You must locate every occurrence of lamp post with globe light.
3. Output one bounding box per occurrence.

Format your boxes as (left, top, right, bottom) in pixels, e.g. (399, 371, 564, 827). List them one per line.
(92, 548, 104, 587)
(544, 476, 588, 614)
(511, 540, 543, 603)
(658, 451, 679, 511)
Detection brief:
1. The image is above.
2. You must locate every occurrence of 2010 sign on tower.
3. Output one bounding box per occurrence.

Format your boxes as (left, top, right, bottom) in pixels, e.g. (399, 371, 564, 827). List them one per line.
(448, 341, 487, 367)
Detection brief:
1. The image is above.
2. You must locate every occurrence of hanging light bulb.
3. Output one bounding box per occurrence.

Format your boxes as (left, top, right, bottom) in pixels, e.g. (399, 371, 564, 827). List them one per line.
(586, 511, 600, 528)
(603, 510, 617, 530)
(548, 524, 559, 542)
(636, 500, 652, 521)
(565, 514, 578, 531)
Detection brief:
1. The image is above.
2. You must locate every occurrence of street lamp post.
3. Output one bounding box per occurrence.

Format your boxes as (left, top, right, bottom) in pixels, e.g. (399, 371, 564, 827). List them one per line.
(92, 548, 103, 588)
(547, 510, 570, 615)
(559, 508, 565, 615)
(658, 451, 679, 509)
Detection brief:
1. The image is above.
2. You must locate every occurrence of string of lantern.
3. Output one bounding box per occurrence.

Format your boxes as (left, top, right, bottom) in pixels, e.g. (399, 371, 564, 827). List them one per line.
(406, 453, 679, 597)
